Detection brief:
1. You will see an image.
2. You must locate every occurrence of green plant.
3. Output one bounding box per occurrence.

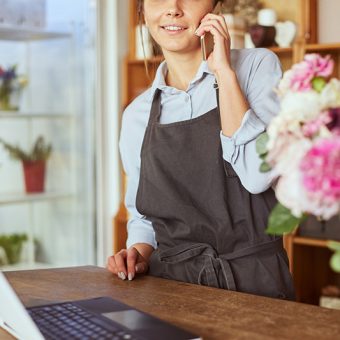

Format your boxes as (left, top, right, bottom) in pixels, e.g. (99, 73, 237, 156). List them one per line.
(0, 136, 52, 162)
(0, 64, 28, 111)
(0, 233, 28, 264)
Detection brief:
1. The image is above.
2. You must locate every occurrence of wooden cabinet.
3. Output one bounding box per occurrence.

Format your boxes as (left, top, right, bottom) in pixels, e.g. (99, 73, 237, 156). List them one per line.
(115, 0, 340, 305)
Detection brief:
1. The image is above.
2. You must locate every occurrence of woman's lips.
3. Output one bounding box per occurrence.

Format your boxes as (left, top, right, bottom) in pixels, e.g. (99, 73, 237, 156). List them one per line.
(160, 25, 188, 35)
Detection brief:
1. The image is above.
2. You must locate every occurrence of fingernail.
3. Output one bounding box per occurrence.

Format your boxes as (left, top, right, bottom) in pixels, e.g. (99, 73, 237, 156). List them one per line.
(119, 272, 126, 280)
(194, 29, 199, 35)
(135, 264, 140, 272)
(128, 273, 134, 281)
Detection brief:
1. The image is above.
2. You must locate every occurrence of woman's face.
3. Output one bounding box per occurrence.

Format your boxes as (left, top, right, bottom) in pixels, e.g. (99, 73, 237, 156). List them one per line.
(143, 0, 215, 55)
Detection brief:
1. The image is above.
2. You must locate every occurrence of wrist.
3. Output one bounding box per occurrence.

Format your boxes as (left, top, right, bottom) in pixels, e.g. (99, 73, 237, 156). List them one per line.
(215, 67, 237, 85)
(130, 243, 154, 261)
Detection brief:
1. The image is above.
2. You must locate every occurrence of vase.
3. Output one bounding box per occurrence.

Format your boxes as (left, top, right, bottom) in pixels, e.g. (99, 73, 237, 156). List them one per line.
(0, 92, 12, 111)
(248, 24, 277, 47)
(0, 89, 20, 111)
(22, 160, 46, 193)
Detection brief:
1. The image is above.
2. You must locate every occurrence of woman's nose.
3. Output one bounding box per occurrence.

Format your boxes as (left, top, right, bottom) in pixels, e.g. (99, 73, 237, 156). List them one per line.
(166, 9, 182, 17)
(166, 1, 183, 17)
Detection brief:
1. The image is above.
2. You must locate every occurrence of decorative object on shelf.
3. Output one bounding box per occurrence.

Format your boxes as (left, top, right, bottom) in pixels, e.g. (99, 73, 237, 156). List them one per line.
(255, 53, 340, 272)
(249, 8, 277, 47)
(222, 13, 247, 49)
(0, 136, 52, 193)
(135, 24, 153, 59)
(229, 0, 261, 27)
(320, 285, 340, 310)
(0, 0, 46, 28)
(0, 233, 27, 265)
(222, 0, 261, 49)
(274, 21, 297, 48)
(0, 64, 28, 111)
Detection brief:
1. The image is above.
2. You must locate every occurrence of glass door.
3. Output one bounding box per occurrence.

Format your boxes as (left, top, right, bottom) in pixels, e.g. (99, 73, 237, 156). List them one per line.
(0, 0, 98, 270)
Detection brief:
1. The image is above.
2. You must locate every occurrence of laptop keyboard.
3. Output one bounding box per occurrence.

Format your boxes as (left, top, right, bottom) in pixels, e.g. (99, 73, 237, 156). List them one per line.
(28, 302, 140, 340)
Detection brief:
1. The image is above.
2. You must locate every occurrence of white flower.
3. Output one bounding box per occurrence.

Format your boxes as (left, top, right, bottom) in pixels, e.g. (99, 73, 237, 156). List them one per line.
(267, 115, 303, 151)
(277, 69, 293, 97)
(280, 91, 321, 122)
(276, 170, 307, 218)
(320, 78, 340, 109)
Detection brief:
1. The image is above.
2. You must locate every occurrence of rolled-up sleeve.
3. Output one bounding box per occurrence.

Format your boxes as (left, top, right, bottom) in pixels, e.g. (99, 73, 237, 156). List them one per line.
(220, 49, 282, 194)
(119, 107, 157, 250)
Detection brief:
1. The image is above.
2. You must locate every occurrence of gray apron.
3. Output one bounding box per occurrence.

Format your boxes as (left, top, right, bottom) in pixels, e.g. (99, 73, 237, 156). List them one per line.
(136, 86, 296, 301)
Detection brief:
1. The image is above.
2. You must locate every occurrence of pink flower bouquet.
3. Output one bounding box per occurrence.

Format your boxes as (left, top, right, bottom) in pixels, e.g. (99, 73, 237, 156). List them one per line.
(256, 53, 340, 272)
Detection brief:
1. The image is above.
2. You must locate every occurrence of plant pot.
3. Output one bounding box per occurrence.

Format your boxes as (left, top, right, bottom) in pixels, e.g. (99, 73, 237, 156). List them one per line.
(0, 234, 27, 264)
(0, 85, 22, 111)
(22, 160, 46, 193)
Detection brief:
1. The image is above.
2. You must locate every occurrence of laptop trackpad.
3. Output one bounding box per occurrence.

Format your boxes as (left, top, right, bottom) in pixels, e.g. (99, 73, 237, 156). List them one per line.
(102, 310, 155, 330)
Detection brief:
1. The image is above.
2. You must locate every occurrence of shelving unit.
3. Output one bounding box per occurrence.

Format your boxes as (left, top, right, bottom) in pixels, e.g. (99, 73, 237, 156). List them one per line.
(115, 0, 340, 305)
(0, 21, 93, 270)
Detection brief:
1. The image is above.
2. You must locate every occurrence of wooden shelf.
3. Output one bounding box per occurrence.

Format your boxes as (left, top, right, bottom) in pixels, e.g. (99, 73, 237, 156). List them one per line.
(0, 192, 74, 205)
(305, 43, 340, 52)
(127, 55, 164, 65)
(0, 111, 74, 119)
(269, 46, 293, 54)
(293, 236, 334, 248)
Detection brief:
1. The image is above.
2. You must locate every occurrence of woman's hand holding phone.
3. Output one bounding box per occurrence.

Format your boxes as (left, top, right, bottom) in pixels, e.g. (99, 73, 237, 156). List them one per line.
(106, 243, 154, 281)
(195, 10, 233, 75)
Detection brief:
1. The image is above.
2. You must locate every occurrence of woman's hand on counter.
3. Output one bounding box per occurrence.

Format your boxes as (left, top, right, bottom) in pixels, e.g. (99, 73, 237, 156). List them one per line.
(106, 243, 154, 281)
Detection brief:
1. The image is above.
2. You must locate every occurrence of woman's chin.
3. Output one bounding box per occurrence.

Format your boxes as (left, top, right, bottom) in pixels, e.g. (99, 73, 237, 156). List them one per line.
(160, 43, 200, 55)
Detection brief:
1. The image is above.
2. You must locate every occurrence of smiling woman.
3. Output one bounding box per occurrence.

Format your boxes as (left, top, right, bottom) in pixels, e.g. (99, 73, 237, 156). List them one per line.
(137, 0, 222, 59)
(107, 0, 296, 302)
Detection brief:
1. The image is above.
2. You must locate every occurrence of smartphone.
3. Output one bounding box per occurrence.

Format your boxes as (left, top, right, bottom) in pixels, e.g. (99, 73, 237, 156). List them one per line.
(200, 2, 222, 61)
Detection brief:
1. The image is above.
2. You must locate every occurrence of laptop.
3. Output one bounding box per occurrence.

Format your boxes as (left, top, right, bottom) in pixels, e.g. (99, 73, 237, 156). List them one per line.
(0, 272, 201, 340)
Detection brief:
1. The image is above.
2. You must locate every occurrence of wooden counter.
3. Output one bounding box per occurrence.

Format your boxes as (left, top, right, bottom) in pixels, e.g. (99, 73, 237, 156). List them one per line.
(2, 266, 340, 339)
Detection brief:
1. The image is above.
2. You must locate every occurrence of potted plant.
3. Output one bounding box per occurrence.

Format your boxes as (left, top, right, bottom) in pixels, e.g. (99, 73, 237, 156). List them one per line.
(0, 136, 52, 193)
(0, 233, 28, 265)
(0, 64, 28, 111)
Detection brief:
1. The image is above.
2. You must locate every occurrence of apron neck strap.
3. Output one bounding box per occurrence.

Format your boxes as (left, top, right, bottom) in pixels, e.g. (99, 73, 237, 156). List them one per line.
(214, 79, 220, 116)
(148, 88, 162, 125)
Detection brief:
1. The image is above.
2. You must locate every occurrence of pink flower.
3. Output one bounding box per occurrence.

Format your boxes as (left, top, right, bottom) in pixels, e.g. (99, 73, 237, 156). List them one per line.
(300, 137, 340, 204)
(289, 54, 334, 92)
(302, 110, 333, 137)
(305, 54, 334, 77)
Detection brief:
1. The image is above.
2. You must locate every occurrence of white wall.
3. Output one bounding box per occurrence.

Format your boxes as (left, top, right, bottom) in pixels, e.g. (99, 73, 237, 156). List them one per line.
(318, 0, 340, 43)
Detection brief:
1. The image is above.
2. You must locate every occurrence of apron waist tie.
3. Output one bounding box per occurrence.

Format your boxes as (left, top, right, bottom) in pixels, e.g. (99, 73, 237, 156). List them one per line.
(159, 238, 284, 291)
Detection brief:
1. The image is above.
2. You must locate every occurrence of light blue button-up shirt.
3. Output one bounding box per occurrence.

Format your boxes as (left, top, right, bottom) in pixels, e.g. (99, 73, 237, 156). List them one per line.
(120, 48, 282, 249)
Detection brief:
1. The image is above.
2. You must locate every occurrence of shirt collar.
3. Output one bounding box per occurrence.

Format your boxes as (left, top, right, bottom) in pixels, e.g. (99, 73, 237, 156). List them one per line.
(149, 60, 214, 99)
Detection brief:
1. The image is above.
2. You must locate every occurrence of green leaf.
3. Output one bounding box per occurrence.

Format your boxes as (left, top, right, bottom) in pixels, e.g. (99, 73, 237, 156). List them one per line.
(312, 76, 327, 93)
(266, 203, 307, 235)
(330, 251, 340, 273)
(328, 241, 340, 252)
(256, 132, 269, 156)
(260, 161, 272, 172)
(0, 136, 52, 161)
(259, 152, 268, 160)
